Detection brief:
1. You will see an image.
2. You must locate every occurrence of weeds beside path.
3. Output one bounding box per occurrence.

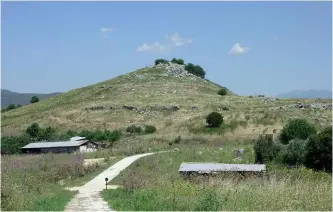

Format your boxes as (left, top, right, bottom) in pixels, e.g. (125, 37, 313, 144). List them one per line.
(64, 152, 161, 212)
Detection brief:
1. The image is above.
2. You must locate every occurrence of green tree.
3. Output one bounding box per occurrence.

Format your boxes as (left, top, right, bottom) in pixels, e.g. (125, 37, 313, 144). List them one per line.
(279, 119, 317, 144)
(144, 125, 157, 134)
(26, 123, 41, 138)
(6, 104, 16, 111)
(206, 112, 223, 128)
(304, 126, 332, 173)
(254, 135, 281, 164)
(154, 59, 168, 65)
(30, 96, 39, 104)
(217, 88, 227, 96)
(283, 139, 307, 166)
(171, 58, 185, 65)
(185, 63, 206, 78)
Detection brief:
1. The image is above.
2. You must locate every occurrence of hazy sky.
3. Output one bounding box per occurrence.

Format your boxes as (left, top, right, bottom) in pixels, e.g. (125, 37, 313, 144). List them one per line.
(2, 1, 332, 96)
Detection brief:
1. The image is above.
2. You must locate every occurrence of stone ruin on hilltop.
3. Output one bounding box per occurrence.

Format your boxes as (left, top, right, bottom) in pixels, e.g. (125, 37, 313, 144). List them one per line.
(154, 62, 203, 79)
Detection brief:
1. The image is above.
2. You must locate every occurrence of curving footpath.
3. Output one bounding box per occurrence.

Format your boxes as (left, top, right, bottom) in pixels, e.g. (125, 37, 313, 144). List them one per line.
(64, 152, 156, 212)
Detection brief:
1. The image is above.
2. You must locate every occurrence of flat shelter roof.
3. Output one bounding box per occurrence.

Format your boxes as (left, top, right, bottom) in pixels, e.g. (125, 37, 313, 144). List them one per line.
(22, 140, 88, 149)
(178, 162, 266, 173)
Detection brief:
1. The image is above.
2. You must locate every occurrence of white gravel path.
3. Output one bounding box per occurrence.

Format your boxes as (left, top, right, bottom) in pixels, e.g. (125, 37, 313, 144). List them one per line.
(64, 152, 155, 212)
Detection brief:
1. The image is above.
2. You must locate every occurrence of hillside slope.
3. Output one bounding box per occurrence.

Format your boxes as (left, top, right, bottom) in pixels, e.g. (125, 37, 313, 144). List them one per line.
(1, 89, 62, 108)
(1, 63, 331, 138)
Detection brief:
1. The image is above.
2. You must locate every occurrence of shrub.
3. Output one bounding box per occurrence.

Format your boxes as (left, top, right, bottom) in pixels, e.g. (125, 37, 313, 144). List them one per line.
(254, 134, 280, 164)
(30, 96, 39, 104)
(185, 63, 206, 79)
(171, 58, 185, 65)
(217, 88, 227, 96)
(6, 104, 16, 111)
(154, 59, 168, 65)
(173, 135, 181, 144)
(206, 112, 223, 128)
(144, 125, 157, 134)
(126, 125, 142, 134)
(279, 119, 317, 144)
(304, 126, 332, 173)
(1, 135, 34, 154)
(283, 139, 307, 166)
(26, 123, 41, 138)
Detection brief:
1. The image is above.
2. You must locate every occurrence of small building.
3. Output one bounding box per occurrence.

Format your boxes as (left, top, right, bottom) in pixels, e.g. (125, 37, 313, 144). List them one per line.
(178, 162, 266, 175)
(22, 139, 99, 154)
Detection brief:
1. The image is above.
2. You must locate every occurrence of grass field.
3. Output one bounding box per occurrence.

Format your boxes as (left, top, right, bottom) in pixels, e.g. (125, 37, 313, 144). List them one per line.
(102, 146, 332, 211)
(0, 153, 121, 211)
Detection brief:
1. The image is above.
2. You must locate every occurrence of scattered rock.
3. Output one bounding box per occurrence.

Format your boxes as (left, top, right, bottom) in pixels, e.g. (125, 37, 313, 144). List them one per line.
(100, 85, 105, 88)
(123, 105, 137, 111)
(234, 148, 245, 157)
(85, 106, 105, 111)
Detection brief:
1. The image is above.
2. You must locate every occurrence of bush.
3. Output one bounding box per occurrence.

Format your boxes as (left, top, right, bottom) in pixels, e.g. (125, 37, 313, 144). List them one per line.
(26, 123, 41, 138)
(144, 125, 157, 134)
(217, 88, 227, 96)
(279, 119, 317, 144)
(304, 126, 332, 173)
(171, 58, 185, 65)
(283, 139, 307, 166)
(126, 125, 142, 134)
(206, 112, 223, 128)
(254, 134, 280, 164)
(154, 59, 168, 65)
(185, 63, 206, 79)
(30, 96, 39, 104)
(1, 135, 34, 154)
(6, 104, 16, 111)
(173, 135, 181, 144)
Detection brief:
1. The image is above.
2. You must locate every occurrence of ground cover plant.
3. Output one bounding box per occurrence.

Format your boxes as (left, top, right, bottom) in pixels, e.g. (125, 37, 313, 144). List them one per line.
(102, 146, 332, 211)
(1, 153, 101, 211)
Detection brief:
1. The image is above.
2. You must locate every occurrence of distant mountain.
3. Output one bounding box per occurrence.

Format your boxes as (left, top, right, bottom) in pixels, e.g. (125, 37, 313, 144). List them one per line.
(1, 89, 62, 108)
(277, 89, 332, 99)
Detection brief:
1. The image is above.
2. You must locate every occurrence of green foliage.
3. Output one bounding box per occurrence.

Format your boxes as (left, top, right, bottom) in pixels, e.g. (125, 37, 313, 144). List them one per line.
(195, 189, 221, 211)
(304, 126, 332, 173)
(144, 125, 157, 134)
(6, 104, 16, 111)
(206, 112, 223, 128)
(154, 59, 169, 65)
(1, 153, 99, 211)
(185, 63, 206, 79)
(26, 123, 41, 138)
(254, 135, 280, 164)
(78, 129, 121, 142)
(126, 125, 142, 134)
(217, 88, 228, 96)
(283, 139, 307, 166)
(173, 135, 181, 144)
(171, 58, 185, 65)
(280, 119, 317, 144)
(1, 135, 34, 154)
(30, 96, 39, 104)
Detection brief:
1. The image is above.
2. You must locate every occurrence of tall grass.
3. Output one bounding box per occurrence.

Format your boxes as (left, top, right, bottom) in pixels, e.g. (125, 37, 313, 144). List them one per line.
(1, 153, 101, 211)
(102, 147, 332, 211)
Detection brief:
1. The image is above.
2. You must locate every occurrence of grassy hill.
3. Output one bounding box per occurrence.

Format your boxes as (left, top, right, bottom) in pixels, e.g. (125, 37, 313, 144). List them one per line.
(1, 63, 331, 143)
(1, 89, 62, 108)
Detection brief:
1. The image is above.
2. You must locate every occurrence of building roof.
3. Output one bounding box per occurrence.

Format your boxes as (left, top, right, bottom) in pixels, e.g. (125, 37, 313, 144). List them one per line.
(70, 136, 86, 141)
(22, 140, 88, 149)
(178, 162, 266, 173)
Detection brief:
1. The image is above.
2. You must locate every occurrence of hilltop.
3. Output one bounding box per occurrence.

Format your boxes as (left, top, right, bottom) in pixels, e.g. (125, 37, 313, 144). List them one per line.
(1, 61, 331, 142)
(1, 89, 62, 108)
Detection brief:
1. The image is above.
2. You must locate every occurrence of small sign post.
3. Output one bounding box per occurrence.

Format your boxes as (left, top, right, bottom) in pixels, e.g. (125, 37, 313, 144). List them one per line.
(105, 177, 108, 189)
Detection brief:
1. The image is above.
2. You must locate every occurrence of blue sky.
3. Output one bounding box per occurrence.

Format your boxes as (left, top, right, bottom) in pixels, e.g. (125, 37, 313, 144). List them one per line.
(1, 1, 332, 96)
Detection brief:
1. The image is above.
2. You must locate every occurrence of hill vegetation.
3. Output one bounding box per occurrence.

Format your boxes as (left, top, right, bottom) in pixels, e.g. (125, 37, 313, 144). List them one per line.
(1, 59, 332, 211)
